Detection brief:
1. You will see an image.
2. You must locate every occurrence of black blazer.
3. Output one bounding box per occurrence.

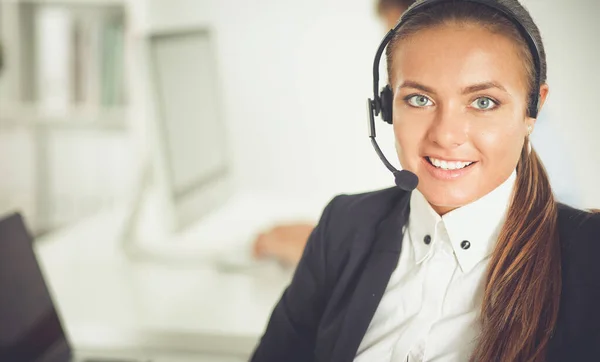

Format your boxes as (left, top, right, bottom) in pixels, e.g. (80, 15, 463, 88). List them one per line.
(250, 187, 600, 362)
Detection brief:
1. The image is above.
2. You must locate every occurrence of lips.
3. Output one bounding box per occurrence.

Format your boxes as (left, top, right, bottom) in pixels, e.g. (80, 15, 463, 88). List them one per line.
(421, 156, 477, 180)
(426, 156, 475, 170)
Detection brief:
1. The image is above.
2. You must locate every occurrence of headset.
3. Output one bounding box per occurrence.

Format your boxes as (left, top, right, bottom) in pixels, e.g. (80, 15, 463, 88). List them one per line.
(367, 0, 543, 191)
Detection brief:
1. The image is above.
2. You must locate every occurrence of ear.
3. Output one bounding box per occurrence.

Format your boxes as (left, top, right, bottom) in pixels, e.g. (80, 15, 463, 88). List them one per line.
(537, 83, 550, 113)
(528, 83, 550, 132)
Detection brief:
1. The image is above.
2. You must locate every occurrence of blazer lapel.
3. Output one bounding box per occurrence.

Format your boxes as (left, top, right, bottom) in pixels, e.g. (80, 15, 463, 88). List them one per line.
(329, 191, 411, 362)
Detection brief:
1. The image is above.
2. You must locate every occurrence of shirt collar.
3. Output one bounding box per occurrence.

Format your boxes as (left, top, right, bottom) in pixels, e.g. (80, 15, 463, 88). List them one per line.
(408, 170, 516, 273)
(408, 188, 441, 265)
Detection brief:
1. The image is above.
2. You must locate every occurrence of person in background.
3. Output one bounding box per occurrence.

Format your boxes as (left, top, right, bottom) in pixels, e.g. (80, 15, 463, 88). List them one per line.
(253, 0, 581, 266)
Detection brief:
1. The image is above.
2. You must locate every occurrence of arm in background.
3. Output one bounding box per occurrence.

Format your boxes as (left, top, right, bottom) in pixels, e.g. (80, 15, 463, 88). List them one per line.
(252, 222, 315, 266)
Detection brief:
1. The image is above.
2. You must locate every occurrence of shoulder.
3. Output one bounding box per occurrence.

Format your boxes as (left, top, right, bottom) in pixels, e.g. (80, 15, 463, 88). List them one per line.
(557, 203, 600, 285)
(323, 187, 406, 229)
(316, 187, 407, 251)
(327, 186, 406, 219)
(557, 203, 600, 246)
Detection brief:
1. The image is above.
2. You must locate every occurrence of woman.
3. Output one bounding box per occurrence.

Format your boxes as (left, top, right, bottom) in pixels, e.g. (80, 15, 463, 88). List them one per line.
(251, 0, 600, 361)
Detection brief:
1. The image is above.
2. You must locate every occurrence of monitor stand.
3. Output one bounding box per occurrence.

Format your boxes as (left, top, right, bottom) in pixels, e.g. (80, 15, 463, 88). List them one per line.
(116, 160, 286, 273)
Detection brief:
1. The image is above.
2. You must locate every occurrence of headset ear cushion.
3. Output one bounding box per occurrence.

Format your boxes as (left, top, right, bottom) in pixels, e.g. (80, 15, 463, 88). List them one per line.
(380, 85, 393, 124)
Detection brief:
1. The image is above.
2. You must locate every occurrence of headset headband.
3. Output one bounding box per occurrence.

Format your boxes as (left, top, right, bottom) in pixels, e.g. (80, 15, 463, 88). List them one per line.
(371, 0, 542, 119)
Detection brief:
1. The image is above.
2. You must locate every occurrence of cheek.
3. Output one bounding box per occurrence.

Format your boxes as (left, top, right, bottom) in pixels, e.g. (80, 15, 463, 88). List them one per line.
(393, 120, 425, 168)
(476, 127, 524, 167)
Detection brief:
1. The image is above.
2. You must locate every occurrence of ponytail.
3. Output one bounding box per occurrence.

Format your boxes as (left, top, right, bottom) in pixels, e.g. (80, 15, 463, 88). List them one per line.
(471, 143, 561, 362)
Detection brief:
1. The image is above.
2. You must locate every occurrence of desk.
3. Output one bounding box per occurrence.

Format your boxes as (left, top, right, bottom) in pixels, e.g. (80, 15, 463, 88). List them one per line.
(33, 193, 324, 359)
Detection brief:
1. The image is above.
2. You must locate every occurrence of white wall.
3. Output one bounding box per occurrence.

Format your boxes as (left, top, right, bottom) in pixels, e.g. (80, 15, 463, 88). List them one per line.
(147, 0, 398, 205)
(522, 0, 600, 208)
(145, 0, 600, 208)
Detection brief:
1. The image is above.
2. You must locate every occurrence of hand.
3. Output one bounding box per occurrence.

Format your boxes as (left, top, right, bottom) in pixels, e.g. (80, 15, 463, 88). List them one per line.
(252, 223, 315, 266)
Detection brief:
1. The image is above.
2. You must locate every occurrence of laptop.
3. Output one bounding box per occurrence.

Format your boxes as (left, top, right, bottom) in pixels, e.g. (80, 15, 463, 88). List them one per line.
(0, 212, 146, 362)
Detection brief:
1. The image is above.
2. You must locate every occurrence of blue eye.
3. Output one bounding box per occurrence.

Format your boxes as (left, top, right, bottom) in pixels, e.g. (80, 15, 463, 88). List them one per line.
(406, 95, 434, 107)
(471, 97, 498, 110)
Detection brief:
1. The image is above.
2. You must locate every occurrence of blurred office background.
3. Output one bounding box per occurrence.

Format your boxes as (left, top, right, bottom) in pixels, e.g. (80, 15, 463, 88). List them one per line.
(0, 0, 598, 360)
(1, 0, 599, 235)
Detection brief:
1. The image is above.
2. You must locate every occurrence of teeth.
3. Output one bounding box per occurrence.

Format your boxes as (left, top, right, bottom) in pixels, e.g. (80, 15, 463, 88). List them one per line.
(428, 157, 473, 170)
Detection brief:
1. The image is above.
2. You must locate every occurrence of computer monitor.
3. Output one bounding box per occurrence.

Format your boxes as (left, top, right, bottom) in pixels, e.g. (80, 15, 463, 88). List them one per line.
(144, 27, 232, 233)
(0, 213, 73, 362)
(0, 212, 142, 362)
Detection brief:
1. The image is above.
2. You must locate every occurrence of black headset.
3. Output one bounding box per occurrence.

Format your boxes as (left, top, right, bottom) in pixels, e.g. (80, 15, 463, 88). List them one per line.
(367, 0, 543, 191)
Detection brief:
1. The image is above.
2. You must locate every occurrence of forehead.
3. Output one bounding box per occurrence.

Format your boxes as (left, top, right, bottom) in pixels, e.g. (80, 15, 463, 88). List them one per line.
(390, 23, 529, 93)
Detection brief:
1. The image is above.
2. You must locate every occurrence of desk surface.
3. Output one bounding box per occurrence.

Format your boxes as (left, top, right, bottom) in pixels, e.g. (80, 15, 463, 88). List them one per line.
(33, 193, 323, 357)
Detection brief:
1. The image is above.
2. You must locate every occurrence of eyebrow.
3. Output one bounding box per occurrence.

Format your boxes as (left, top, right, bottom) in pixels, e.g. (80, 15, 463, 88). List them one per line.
(398, 80, 508, 95)
(398, 80, 437, 95)
(461, 81, 508, 94)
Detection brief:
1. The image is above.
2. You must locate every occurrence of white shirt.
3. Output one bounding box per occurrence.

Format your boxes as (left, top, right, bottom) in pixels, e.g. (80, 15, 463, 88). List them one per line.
(354, 171, 516, 362)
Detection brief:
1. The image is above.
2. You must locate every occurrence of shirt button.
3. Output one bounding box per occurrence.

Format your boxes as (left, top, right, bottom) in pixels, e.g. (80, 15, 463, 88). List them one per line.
(461, 240, 471, 250)
(423, 235, 431, 245)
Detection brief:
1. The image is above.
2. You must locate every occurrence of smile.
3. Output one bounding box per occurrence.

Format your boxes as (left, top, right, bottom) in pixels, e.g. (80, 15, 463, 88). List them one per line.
(425, 156, 476, 170)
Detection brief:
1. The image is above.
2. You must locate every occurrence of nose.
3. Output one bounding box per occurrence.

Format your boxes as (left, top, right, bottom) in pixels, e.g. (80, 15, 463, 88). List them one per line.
(427, 103, 469, 149)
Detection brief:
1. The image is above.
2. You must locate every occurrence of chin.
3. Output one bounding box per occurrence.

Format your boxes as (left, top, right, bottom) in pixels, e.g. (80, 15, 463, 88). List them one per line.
(425, 194, 471, 210)
(418, 180, 478, 211)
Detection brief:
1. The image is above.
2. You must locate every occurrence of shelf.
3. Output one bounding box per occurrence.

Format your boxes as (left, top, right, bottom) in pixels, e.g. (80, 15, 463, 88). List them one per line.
(0, 103, 128, 130)
(10, 0, 126, 6)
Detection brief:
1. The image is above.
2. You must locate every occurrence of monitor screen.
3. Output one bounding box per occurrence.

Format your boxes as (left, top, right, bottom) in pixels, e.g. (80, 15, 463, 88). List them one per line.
(0, 213, 72, 362)
(148, 28, 231, 230)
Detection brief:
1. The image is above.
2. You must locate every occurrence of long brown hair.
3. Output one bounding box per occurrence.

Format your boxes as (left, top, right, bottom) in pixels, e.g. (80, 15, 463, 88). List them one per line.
(386, 1, 561, 361)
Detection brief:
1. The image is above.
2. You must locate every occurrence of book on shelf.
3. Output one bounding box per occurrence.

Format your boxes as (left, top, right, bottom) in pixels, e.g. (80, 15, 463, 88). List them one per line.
(35, 6, 74, 112)
(34, 4, 127, 116)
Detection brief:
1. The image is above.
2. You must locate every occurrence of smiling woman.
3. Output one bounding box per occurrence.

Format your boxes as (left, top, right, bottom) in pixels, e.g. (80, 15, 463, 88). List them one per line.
(385, 2, 558, 360)
(250, 1, 600, 362)
(387, 5, 543, 214)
